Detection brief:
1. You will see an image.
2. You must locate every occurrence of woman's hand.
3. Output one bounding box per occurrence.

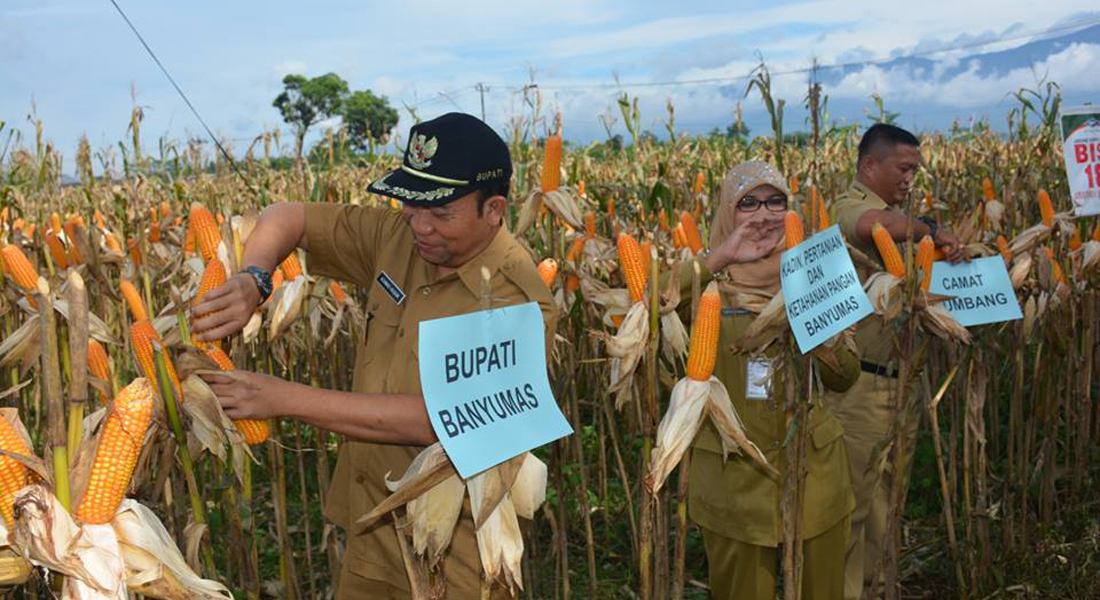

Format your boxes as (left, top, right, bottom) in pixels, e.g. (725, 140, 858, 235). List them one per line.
(200, 370, 289, 420)
(706, 210, 785, 272)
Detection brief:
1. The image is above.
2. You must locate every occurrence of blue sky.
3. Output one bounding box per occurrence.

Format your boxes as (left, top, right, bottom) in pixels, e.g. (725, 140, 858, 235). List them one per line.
(2, 1, 1099, 174)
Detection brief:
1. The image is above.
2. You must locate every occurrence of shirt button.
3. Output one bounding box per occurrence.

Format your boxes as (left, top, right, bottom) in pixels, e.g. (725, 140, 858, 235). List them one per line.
(422, 287, 431, 296)
(355, 474, 366, 484)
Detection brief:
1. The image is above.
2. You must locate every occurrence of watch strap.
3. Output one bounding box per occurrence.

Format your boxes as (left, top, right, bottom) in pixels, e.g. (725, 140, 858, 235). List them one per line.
(242, 265, 274, 304)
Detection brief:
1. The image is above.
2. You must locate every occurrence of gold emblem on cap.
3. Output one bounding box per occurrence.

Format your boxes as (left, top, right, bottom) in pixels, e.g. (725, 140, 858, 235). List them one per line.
(407, 134, 438, 169)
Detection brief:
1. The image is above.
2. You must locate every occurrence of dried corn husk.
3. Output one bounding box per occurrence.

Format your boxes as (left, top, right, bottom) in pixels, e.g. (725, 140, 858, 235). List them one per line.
(1009, 254, 1033, 290)
(508, 454, 547, 520)
(602, 301, 649, 409)
(736, 291, 788, 353)
(405, 473, 463, 564)
(359, 443, 456, 527)
(472, 494, 524, 592)
(540, 189, 585, 230)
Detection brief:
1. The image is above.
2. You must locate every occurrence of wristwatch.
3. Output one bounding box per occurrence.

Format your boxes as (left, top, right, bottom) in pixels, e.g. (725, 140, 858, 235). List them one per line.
(242, 265, 274, 304)
(918, 216, 939, 240)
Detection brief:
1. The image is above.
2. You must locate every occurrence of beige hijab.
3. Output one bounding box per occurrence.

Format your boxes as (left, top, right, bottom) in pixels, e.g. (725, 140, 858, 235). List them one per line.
(708, 161, 790, 297)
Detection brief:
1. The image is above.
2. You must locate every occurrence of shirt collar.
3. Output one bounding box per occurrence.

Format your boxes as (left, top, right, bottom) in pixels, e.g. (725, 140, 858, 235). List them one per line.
(449, 225, 514, 297)
(852, 180, 891, 210)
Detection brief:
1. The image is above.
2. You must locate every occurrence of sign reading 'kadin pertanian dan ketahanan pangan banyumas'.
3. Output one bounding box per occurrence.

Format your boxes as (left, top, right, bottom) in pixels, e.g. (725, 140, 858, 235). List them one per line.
(418, 301, 573, 479)
(780, 224, 874, 354)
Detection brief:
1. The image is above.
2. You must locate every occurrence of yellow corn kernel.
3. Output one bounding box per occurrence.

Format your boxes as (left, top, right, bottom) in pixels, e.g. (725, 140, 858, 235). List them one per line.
(195, 258, 226, 306)
(280, 252, 303, 281)
(87, 338, 111, 401)
(188, 206, 221, 264)
(686, 282, 721, 381)
(0, 416, 32, 527)
(784, 210, 805, 249)
(1038, 190, 1054, 228)
(537, 258, 558, 289)
(129, 320, 180, 398)
(1, 245, 39, 291)
(271, 269, 285, 291)
(872, 223, 906, 277)
(617, 233, 649, 303)
(202, 348, 270, 444)
(540, 134, 562, 193)
(120, 280, 148, 322)
(74, 377, 154, 524)
(915, 235, 936, 291)
(680, 212, 703, 254)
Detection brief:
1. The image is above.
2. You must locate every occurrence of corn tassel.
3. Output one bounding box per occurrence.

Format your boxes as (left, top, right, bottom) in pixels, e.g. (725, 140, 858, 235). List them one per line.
(2, 245, 39, 291)
(617, 233, 649, 303)
(189, 206, 221, 264)
(685, 282, 720, 380)
(680, 212, 703, 254)
(203, 348, 271, 444)
(120, 280, 148, 322)
(540, 134, 563, 193)
(784, 210, 805, 249)
(537, 259, 558, 289)
(871, 223, 906, 277)
(1038, 189, 1055, 228)
(0, 416, 32, 527)
(74, 377, 155, 524)
(916, 235, 936, 291)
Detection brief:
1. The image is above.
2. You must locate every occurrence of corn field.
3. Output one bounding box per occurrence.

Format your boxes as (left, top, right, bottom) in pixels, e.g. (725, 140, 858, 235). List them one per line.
(0, 76, 1098, 600)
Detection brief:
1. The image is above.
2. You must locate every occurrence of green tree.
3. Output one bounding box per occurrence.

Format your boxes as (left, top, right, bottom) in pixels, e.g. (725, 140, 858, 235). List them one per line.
(342, 90, 399, 152)
(273, 73, 349, 157)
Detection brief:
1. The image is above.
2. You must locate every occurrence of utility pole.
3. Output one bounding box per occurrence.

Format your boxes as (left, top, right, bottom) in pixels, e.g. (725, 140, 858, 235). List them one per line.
(476, 83, 486, 121)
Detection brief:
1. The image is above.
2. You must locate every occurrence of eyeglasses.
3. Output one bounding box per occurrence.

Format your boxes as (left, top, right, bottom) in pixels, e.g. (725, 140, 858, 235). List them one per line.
(737, 196, 788, 212)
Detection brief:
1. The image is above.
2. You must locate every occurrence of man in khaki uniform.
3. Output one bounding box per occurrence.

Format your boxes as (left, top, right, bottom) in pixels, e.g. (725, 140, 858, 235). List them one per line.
(192, 113, 557, 599)
(827, 123, 964, 600)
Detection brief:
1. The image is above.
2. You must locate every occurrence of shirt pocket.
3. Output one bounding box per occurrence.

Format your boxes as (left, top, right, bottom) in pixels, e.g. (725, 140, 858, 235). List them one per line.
(361, 299, 402, 367)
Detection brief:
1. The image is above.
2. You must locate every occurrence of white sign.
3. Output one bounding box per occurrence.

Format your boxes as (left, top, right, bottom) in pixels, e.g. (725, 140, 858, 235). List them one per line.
(418, 302, 572, 479)
(929, 257, 1023, 327)
(1060, 105, 1100, 217)
(780, 225, 874, 354)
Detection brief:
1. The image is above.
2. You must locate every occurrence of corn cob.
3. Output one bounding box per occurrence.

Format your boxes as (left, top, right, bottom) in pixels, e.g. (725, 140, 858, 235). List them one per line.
(88, 338, 111, 400)
(607, 197, 615, 221)
(537, 259, 558, 289)
(1, 245, 39, 291)
(982, 177, 994, 202)
(639, 240, 653, 266)
(540, 134, 563, 193)
(1038, 190, 1054, 228)
(23, 223, 35, 239)
(658, 209, 669, 232)
(872, 223, 906, 277)
(680, 212, 703, 254)
(203, 348, 271, 444)
(329, 280, 347, 303)
(104, 231, 122, 252)
(996, 235, 1012, 263)
(686, 282, 721, 380)
(49, 212, 61, 235)
(280, 251, 303, 280)
(672, 223, 686, 249)
(1044, 247, 1065, 284)
(271, 269, 285, 291)
(693, 172, 705, 194)
(45, 232, 69, 270)
(788, 176, 799, 195)
(74, 377, 154, 524)
(120, 280, 148, 322)
(183, 221, 196, 254)
(566, 274, 580, 294)
(12, 218, 24, 231)
(817, 194, 831, 229)
(194, 259, 227, 349)
(0, 415, 32, 527)
(149, 222, 161, 244)
(784, 210, 805, 249)
(160, 201, 171, 219)
(128, 238, 143, 266)
(585, 212, 596, 240)
(577, 180, 585, 197)
(1069, 229, 1082, 251)
(916, 235, 936, 291)
(617, 233, 649, 303)
(566, 237, 584, 262)
(129, 320, 181, 398)
(924, 192, 934, 212)
(93, 209, 106, 229)
(809, 187, 820, 231)
(189, 206, 221, 264)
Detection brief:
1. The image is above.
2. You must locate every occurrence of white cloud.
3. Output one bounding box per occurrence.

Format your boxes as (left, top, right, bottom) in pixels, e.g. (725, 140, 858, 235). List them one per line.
(274, 61, 307, 76)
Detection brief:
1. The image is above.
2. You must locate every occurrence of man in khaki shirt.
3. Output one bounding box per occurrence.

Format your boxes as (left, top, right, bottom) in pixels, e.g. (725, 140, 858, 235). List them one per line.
(827, 123, 964, 600)
(192, 113, 556, 599)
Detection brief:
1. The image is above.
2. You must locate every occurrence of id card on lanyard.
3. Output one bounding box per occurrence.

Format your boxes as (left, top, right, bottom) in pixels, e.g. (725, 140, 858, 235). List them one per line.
(745, 357, 772, 400)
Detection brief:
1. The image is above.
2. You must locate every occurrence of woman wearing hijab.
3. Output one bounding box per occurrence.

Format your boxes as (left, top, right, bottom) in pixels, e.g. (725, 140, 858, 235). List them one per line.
(688, 161, 860, 600)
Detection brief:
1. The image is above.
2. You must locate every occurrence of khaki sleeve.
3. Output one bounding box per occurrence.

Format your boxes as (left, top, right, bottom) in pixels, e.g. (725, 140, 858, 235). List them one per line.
(303, 204, 398, 287)
(659, 256, 714, 317)
(817, 341, 861, 393)
(833, 194, 875, 243)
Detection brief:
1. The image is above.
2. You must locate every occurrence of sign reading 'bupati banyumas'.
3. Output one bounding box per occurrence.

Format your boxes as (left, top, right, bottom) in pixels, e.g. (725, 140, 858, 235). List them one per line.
(930, 256, 1022, 327)
(419, 301, 572, 479)
(780, 225, 874, 354)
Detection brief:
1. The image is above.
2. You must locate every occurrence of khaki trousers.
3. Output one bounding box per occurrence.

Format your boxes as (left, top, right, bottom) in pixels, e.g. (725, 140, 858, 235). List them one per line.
(825, 371, 919, 600)
(335, 557, 516, 600)
(701, 515, 849, 600)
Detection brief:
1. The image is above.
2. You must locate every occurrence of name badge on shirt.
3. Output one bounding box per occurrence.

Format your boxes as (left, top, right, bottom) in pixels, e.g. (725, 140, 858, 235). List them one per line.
(376, 271, 406, 305)
(745, 357, 772, 400)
